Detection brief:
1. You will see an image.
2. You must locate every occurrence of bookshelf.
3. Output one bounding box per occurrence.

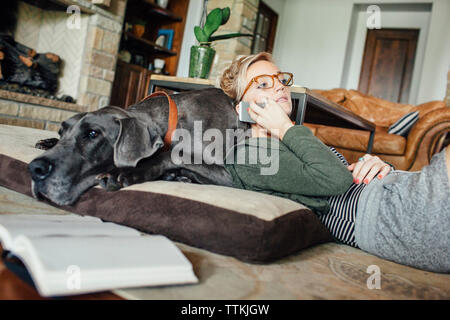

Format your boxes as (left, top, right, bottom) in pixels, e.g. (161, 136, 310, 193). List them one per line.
(110, 0, 189, 108)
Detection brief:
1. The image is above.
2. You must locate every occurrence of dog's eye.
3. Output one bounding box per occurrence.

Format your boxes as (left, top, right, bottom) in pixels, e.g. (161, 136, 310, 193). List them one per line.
(87, 130, 99, 139)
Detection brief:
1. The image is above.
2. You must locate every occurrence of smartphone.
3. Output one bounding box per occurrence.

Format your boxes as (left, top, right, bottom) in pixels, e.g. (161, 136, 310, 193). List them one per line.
(238, 101, 265, 123)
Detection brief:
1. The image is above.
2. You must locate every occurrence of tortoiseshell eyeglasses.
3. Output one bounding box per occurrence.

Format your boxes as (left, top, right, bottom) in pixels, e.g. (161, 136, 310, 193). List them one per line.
(240, 72, 293, 101)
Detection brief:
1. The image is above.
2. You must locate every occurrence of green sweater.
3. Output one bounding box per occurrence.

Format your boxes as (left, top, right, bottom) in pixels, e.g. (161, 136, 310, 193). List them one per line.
(224, 125, 354, 214)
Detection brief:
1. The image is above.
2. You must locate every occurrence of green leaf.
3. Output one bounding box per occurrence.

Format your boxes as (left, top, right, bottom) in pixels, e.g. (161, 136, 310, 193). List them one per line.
(194, 26, 208, 43)
(209, 33, 254, 42)
(131, 18, 147, 25)
(203, 8, 223, 39)
(221, 7, 230, 25)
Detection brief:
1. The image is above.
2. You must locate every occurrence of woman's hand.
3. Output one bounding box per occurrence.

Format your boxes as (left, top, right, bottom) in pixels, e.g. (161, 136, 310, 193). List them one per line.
(347, 154, 392, 184)
(247, 97, 294, 140)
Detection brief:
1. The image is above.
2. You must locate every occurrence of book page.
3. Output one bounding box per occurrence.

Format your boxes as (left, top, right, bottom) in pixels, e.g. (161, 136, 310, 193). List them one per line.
(0, 214, 141, 250)
(13, 235, 197, 296)
(24, 235, 191, 271)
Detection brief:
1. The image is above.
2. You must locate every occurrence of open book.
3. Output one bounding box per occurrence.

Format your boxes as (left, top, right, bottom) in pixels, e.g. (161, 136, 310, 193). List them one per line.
(0, 214, 198, 297)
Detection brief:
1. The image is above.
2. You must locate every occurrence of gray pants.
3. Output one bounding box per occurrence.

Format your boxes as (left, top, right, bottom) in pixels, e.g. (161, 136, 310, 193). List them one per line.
(355, 150, 450, 273)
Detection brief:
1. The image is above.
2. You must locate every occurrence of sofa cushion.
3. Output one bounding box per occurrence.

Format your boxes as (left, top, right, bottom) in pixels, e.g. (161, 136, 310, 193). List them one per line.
(416, 100, 446, 117)
(305, 123, 406, 155)
(312, 88, 346, 104)
(0, 124, 333, 263)
(344, 89, 417, 111)
(342, 97, 416, 127)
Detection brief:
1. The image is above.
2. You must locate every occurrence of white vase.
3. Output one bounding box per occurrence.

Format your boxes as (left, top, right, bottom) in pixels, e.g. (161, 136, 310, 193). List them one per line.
(157, 0, 169, 9)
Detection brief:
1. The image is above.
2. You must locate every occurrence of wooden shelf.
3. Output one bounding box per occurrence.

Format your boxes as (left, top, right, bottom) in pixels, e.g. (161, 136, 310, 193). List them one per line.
(126, 0, 182, 25)
(111, 0, 189, 107)
(21, 0, 121, 18)
(143, 0, 182, 22)
(22, 0, 95, 14)
(124, 32, 176, 57)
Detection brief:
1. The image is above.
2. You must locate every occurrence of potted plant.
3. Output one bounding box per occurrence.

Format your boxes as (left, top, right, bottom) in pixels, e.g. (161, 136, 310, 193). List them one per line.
(189, 7, 253, 79)
(131, 19, 147, 38)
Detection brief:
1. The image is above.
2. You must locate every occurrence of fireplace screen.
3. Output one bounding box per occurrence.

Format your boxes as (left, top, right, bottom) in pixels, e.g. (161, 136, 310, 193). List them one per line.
(0, 35, 73, 101)
(0, 1, 76, 103)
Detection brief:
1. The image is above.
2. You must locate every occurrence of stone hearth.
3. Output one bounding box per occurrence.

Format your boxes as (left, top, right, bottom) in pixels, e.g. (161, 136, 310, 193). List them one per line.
(0, 89, 83, 131)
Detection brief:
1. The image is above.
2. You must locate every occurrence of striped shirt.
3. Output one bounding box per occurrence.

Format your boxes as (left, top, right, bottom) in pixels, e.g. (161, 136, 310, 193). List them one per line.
(320, 148, 367, 248)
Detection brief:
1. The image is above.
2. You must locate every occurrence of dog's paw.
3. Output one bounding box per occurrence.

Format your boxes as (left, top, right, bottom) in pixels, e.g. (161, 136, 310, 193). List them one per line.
(160, 172, 192, 183)
(161, 172, 177, 181)
(174, 176, 192, 183)
(35, 138, 59, 150)
(117, 172, 133, 188)
(95, 173, 123, 191)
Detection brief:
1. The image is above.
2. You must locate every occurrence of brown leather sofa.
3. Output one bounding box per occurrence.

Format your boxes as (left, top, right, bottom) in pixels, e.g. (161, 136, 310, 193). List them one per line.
(303, 89, 450, 171)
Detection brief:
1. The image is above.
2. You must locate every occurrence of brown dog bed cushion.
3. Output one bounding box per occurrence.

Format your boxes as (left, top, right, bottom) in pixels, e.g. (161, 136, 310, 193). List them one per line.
(0, 124, 333, 263)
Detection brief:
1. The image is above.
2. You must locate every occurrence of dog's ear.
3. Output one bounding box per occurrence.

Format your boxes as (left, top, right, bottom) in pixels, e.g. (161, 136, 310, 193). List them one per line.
(59, 112, 87, 137)
(114, 117, 164, 168)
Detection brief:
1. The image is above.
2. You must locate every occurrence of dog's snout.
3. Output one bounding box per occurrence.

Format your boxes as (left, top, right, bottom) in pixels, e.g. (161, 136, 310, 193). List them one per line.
(29, 158, 54, 181)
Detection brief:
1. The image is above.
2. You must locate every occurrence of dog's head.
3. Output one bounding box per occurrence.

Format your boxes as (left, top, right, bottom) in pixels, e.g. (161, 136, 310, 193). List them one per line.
(28, 106, 164, 206)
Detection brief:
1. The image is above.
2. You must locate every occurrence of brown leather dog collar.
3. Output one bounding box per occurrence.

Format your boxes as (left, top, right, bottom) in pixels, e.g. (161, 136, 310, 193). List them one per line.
(140, 91, 178, 152)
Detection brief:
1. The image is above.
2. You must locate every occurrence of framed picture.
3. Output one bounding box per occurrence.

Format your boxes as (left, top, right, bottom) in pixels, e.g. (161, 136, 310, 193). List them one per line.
(155, 35, 166, 47)
(156, 29, 174, 50)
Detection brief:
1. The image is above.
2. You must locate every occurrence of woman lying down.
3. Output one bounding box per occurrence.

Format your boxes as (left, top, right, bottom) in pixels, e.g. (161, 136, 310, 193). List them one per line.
(220, 52, 450, 273)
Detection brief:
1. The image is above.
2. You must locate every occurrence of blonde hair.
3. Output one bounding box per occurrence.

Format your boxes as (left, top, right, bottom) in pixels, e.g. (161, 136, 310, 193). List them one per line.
(219, 52, 274, 103)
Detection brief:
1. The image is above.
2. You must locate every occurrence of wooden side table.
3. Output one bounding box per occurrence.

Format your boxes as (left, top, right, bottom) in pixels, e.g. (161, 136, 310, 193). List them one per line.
(291, 87, 376, 153)
(148, 75, 376, 153)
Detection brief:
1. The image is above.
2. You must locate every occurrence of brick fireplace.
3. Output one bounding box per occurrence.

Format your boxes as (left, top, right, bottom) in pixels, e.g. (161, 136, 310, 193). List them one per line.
(0, 0, 267, 131)
(0, 0, 126, 131)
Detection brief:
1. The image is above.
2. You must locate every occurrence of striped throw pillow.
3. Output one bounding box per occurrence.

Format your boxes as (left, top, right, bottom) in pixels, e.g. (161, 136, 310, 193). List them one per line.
(388, 111, 419, 136)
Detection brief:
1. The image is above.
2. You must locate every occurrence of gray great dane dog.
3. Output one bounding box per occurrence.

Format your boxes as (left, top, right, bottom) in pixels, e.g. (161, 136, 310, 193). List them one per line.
(28, 88, 249, 206)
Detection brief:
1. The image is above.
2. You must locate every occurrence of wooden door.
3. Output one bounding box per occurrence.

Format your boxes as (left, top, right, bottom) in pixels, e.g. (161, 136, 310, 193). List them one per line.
(110, 60, 151, 108)
(358, 28, 419, 103)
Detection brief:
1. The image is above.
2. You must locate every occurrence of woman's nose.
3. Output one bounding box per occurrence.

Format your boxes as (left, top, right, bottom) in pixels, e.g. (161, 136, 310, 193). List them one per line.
(274, 79, 286, 92)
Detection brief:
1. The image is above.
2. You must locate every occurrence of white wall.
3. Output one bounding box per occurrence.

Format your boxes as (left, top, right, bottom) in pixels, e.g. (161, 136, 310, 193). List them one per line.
(178, 0, 450, 104)
(416, 0, 450, 104)
(263, 0, 286, 54)
(274, 0, 354, 89)
(273, 0, 450, 104)
(177, 0, 204, 78)
(177, 0, 287, 78)
(342, 4, 431, 104)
